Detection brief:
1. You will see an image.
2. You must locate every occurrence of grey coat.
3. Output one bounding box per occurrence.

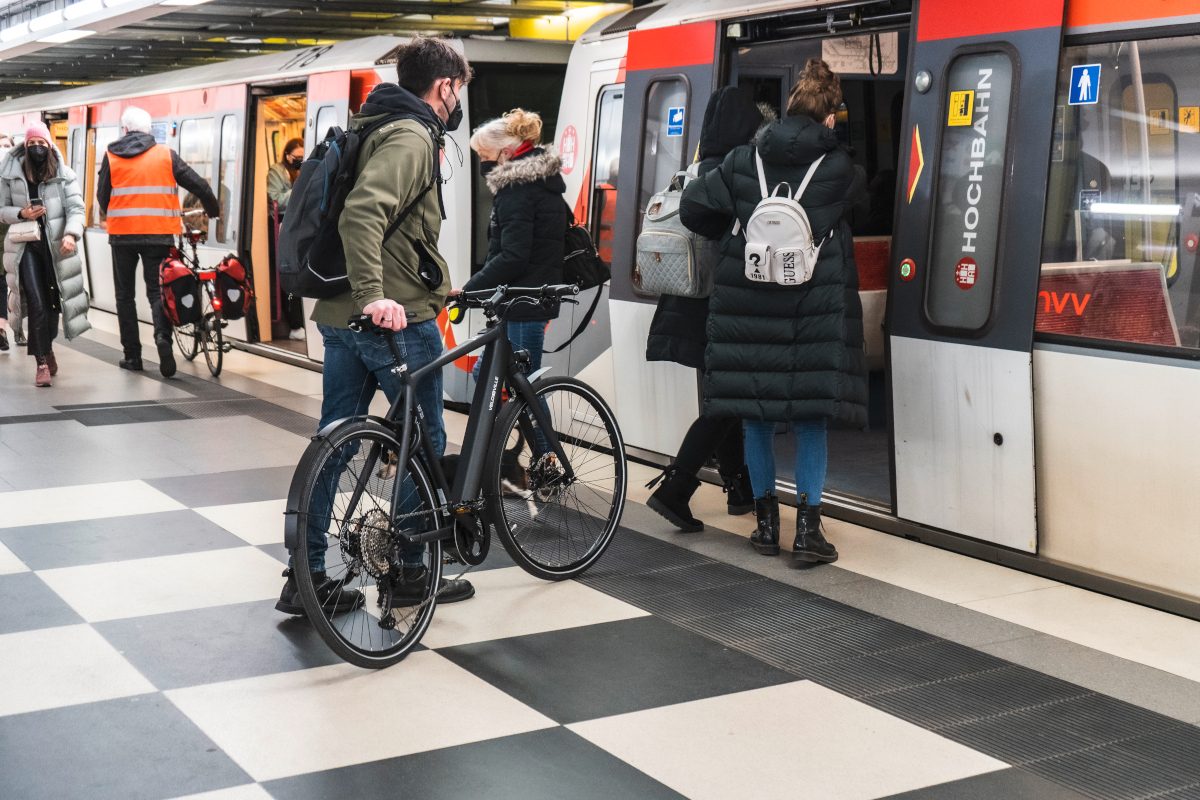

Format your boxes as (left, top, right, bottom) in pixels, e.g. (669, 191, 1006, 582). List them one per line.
(0, 145, 90, 339)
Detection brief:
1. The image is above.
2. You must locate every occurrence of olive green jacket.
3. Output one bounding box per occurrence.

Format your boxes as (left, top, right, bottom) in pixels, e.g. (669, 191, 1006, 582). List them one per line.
(312, 115, 447, 329)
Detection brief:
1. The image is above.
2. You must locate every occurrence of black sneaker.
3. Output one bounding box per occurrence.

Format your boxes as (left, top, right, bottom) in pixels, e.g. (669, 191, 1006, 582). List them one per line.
(275, 568, 365, 615)
(0, 328, 8, 351)
(119, 356, 144, 372)
(391, 565, 475, 606)
(156, 337, 177, 378)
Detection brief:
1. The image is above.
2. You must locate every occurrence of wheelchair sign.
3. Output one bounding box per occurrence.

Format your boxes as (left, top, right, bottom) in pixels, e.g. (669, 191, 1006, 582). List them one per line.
(1069, 64, 1100, 105)
(667, 107, 685, 137)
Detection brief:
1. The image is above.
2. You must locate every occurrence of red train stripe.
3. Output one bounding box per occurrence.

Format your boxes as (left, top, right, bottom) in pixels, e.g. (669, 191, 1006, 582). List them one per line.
(1067, 0, 1200, 28)
(626, 22, 716, 72)
(917, 0, 1064, 41)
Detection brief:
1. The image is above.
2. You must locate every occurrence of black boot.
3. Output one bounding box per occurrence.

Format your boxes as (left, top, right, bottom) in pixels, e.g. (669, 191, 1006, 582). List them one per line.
(156, 336, 176, 378)
(793, 498, 838, 564)
(391, 565, 475, 606)
(750, 494, 780, 555)
(0, 328, 8, 351)
(119, 355, 144, 371)
(276, 567, 365, 615)
(721, 468, 755, 516)
(646, 467, 703, 533)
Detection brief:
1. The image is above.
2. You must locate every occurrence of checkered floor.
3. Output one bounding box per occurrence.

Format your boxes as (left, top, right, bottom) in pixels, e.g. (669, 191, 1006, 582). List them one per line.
(0, 324, 1197, 800)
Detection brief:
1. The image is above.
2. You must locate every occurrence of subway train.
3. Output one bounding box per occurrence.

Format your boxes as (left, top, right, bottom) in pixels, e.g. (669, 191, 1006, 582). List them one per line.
(550, 0, 1200, 617)
(0, 35, 580, 402)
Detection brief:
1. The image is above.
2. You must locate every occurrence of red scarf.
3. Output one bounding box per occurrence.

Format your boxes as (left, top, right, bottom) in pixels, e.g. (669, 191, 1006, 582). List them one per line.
(510, 141, 535, 159)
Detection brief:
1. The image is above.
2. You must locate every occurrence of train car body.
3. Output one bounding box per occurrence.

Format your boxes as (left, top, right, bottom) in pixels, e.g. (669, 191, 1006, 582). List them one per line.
(552, 0, 1200, 615)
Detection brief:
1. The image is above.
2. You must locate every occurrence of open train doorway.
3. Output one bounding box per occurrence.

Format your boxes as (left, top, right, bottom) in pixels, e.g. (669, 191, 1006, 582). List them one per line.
(247, 87, 308, 355)
(730, 12, 910, 508)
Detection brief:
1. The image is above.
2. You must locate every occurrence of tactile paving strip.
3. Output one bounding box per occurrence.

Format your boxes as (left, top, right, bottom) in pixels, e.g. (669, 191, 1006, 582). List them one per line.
(580, 529, 1200, 800)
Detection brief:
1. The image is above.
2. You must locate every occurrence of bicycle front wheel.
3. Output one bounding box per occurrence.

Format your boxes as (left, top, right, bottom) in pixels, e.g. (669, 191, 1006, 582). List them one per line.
(174, 321, 199, 361)
(199, 286, 223, 377)
(290, 418, 442, 668)
(486, 376, 626, 580)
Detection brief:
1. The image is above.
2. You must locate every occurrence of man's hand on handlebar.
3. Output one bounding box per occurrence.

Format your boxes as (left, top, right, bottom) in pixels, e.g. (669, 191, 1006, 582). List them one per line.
(362, 299, 407, 332)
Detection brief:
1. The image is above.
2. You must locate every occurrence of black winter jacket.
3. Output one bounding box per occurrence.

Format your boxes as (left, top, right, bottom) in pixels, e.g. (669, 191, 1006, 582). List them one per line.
(680, 114, 868, 426)
(462, 147, 566, 321)
(646, 88, 762, 369)
(98, 131, 220, 246)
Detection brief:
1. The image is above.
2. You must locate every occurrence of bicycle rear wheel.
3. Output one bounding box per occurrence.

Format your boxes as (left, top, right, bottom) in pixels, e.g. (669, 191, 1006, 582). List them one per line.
(290, 418, 442, 668)
(486, 376, 626, 580)
(199, 286, 223, 377)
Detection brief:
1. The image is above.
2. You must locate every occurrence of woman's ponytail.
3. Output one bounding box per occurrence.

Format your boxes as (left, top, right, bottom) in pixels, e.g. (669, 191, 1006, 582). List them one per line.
(503, 108, 543, 145)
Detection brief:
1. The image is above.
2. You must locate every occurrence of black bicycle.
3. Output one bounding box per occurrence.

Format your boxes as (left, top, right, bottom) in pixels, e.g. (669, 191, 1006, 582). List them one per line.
(284, 284, 627, 668)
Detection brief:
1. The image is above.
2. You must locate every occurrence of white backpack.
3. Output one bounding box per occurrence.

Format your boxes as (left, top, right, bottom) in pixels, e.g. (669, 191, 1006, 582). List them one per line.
(735, 150, 827, 286)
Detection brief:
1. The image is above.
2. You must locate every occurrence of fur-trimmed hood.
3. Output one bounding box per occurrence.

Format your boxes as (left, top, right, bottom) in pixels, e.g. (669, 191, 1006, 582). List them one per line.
(485, 146, 566, 194)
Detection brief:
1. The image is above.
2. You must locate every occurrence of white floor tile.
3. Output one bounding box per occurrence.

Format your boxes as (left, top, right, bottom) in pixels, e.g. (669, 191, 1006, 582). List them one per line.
(962, 585, 1200, 683)
(167, 784, 273, 800)
(416, 566, 649, 649)
(165, 651, 557, 782)
(824, 519, 1061, 604)
(0, 480, 185, 529)
(194, 500, 287, 546)
(0, 539, 28, 574)
(0, 624, 156, 716)
(38, 547, 285, 622)
(569, 681, 1006, 800)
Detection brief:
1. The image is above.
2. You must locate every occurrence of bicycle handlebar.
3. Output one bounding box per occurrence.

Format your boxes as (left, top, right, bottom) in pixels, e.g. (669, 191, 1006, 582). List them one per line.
(348, 284, 581, 338)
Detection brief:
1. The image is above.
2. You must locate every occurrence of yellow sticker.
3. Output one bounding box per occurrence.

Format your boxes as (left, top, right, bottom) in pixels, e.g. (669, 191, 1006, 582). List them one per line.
(947, 90, 974, 126)
(1148, 108, 1171, 135)
(1180, 107, 1199, 133)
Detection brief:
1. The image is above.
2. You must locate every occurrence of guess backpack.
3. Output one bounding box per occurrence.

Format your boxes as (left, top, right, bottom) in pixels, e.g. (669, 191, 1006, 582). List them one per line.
(735, 150, 828, 286)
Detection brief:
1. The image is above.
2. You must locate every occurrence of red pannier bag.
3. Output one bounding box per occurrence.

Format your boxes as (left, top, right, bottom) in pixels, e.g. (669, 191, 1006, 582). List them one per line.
(159, 252, 201, 326)
(216, 254, 254, 320)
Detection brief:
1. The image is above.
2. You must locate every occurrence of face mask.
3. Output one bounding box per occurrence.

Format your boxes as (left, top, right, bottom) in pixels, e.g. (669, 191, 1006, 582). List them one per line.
(479, 159, 497, 177)
(27, 145, 48, 164)
(287, 155, 303, 169)
(442, 84, 463, 132)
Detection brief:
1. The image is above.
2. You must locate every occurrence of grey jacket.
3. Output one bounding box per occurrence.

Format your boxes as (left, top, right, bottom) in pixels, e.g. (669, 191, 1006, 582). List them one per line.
(0, 144, 91, 339)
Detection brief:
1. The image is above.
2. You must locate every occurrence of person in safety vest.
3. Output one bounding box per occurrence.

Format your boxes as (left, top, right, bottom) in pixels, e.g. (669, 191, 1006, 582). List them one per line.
(98, 106, 219, 377)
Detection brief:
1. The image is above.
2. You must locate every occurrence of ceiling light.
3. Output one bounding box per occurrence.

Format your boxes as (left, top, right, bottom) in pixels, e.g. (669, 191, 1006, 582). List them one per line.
(30, 9, 64, 30)
(160, 0, 215, 6)
(39, 28, 96, 42)
(64, 0, 103, 20)
(0, 22, 29, 42)
(1089, 203, 1181, 217)
(104, 0, 140, 7)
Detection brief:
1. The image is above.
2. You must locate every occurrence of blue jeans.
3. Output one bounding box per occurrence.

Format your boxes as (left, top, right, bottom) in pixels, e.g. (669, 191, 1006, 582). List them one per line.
(743, 419, 827, 505)
(291, 319, 446, 573)
(472, 320, 546, 379)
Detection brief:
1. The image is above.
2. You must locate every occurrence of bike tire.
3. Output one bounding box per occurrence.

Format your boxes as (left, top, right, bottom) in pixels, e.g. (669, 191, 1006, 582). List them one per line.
(291, 418, 442, 669)
(202, 293, 223, 377)
(486, 376, 626, 581)
(174, 322, 199, 361)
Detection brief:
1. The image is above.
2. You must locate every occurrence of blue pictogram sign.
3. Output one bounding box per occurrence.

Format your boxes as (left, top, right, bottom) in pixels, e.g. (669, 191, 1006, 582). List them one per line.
(666, 107, 685, 137)
(1068, 64, 1101, 105)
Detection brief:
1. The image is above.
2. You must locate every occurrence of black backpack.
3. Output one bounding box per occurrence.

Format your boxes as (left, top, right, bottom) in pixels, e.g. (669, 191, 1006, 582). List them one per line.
(548, 203, 610, 354)
(277, 115, 435, 299)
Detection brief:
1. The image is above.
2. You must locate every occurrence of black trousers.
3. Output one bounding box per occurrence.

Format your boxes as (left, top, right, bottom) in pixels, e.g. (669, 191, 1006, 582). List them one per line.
(19, 245, 58, 358)
(112, 243, 173, 358)
(673, 415, 745, 479)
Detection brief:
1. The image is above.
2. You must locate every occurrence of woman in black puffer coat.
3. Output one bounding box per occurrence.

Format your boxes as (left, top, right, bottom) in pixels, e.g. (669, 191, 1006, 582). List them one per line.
(458, 109, 565, 374)
(680, 59, 867, 564)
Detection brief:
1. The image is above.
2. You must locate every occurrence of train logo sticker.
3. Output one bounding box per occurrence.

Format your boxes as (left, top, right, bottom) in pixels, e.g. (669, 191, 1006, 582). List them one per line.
(1069, 64, 1100, 105)
(955, 257, 977, 290)
(947, 91, 974, 126)
(666, 107, 685, 137)
(560, 125, 578, 175)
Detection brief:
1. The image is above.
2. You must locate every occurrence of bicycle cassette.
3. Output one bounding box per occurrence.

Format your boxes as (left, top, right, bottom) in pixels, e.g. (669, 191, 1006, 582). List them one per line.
(357, 509, 395, 579)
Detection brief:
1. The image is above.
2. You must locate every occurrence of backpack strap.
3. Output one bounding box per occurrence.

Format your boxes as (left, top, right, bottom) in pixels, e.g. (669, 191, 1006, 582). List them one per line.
(547, 286, 602, 354)
(792, 153, 827, 202)
(754, 148, 769, 198)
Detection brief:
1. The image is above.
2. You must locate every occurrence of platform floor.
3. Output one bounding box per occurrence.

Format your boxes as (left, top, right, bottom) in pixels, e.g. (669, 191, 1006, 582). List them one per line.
(1, 311, 1199, 800)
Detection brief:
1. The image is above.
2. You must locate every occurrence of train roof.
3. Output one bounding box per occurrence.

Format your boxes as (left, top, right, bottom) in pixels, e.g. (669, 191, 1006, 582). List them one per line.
(0, 35, 570, 116)
(578, 0, 851, 42)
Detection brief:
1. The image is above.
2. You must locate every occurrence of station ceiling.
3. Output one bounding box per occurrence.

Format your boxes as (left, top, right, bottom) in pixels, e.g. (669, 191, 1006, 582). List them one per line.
(0, 0, 617, 98)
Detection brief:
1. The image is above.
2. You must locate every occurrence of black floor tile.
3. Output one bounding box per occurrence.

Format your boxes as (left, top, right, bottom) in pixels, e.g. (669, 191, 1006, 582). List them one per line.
(437, 615, 795, 724)
(263, 727, 687, 800)
(0, 694, 250, 800)
(0, 510, 246, 570)
(0, 571, 83, 634)
(877, 767, 1091, 799)
(94, 599, 344, 690)
(64, 405, 190, 426)
(146, 465, 296, 506)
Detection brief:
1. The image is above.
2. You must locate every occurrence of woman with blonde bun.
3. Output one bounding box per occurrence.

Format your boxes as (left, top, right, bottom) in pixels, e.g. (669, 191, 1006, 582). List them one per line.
(454, 108, 566, 374)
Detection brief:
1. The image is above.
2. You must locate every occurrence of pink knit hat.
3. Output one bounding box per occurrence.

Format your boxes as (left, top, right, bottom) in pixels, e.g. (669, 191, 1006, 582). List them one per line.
(24, 122, 51, 144)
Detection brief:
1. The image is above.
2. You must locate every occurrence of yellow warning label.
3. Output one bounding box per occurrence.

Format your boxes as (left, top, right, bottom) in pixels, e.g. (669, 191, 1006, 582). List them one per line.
(1148, 108, 1171, 135)
(1180, 107, 1199, 133)
(947, 90, 974, 126)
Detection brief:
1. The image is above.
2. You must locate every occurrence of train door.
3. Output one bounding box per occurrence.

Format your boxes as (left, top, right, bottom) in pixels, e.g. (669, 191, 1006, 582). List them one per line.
(729, 15, 910, 507)
(888, 0, 1067, 551)
(246, 84, 308, 355)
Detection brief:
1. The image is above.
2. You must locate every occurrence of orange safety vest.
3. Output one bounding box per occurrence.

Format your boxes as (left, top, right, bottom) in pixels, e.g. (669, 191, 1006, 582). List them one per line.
(106, 144, 181, 236)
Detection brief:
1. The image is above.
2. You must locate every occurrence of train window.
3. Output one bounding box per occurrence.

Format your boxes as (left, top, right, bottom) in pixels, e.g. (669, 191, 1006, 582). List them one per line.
(90, 125, 119, 230)
(1039, 36, 1200, 351)
(217, 115, 239, 243)
(924, 52, 1014, 331)
(590, 85, 624, 269)
(179, 117, 214, 239)
(634, 77, 689, 292)
(315, 106, 338, 142)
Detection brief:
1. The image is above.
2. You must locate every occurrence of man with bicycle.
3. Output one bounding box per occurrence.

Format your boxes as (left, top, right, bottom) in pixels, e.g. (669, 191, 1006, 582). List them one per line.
(98, 106, 220, 377)
(277, 37, 476, 616)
